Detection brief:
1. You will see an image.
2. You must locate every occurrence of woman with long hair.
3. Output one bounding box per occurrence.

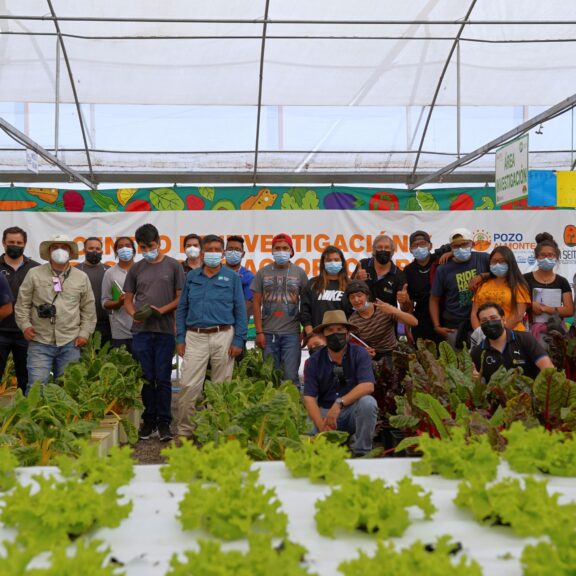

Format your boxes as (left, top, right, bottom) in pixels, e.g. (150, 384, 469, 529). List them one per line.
(523, 233, 574, 336)
(301, 245, 352, 335)
(471, 245, 530, 331)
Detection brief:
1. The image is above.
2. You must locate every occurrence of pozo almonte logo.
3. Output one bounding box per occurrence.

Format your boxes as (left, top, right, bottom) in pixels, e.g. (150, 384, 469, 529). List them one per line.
(472, 229, 491, 252)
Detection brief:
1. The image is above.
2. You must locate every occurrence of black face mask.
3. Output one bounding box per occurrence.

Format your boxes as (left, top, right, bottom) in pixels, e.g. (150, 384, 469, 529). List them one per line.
(481, 320, 505, 340)
(374, 250, 391, 265)
(85, 251, 102, 265)
(6, 245, 24, 259)
(308, 345, 324, 356)
(326, 333, 347, 352)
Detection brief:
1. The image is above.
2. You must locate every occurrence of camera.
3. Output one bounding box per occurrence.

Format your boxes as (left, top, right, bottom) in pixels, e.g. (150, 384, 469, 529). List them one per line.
(332, 365, 346, 388)
(37, 303, 57, 319)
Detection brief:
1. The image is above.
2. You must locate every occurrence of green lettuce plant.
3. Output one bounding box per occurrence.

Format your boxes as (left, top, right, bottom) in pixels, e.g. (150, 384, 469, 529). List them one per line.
(284, 435, 353, 484)
(168, 534, 315, 576)
(315, 475, 436, 538)
(338, 536, 482, 576)
(0, 446, 18, 491)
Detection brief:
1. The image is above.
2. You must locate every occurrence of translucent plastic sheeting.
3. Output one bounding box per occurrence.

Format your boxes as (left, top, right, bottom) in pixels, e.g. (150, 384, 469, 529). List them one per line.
(1, 461, 574, 575)
(1, 0, 576, 106)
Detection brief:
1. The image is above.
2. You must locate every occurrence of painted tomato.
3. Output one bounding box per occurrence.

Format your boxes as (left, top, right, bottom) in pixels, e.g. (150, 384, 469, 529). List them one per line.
(369, 192, 399, 210)
(186, 195, 205, 210)
(125, 200, 151, 211)
(63, 190, 84, 212)
(450, 193, 474, 210)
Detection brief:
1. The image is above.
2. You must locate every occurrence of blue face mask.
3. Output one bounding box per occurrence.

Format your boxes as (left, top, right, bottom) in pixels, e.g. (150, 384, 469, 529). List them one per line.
(117, 247, 134, 262)
(453, 247, 472, 262)
(411, 247, 430, 261)
(225, 250, 242, 266)
(537, 257, 557, 271)
(273, 251, 291, 265)
(142, 249, 158, 262)
(325, 261, 343, 275)
(204, 252, 223, 268)
(490, 263, 509, 277)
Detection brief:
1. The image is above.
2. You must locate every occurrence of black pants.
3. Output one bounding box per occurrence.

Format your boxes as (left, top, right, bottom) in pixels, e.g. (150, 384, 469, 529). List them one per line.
(0, 331, 29, 394)
(96, 322, 112, 346)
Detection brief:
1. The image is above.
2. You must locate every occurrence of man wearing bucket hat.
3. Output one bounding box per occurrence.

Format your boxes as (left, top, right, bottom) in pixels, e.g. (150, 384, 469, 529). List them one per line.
(15, 234, 96, 392)
(303, 309, 378, 456)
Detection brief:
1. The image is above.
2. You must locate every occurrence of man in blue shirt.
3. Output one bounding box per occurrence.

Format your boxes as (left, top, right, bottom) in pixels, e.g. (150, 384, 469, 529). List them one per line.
(176, 234, 247, 438)
(303, 309, 378, 456)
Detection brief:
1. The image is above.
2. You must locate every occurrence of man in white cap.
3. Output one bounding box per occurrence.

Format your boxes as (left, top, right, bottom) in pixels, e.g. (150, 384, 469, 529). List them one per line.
(303, 309, 378, 456)
(15, 235, 96, 392)
(429, 228, 489, 349)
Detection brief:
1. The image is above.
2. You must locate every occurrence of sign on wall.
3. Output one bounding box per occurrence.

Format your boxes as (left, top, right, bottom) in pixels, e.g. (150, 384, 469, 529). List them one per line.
(495, 134, 529, 205)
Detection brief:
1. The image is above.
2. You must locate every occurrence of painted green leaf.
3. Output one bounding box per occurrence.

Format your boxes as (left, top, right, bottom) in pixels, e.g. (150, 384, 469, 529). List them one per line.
(416, 190, 440, 211)
(198, 187, 215, 201)
(476, 195, 495, 210)
(89, 191, 118, 212)
(150, 188, 185, 211)
(405, 196, 422, 211)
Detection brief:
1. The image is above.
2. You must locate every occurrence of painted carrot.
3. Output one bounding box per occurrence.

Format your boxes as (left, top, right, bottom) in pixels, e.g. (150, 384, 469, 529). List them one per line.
(0, 200, 38, 211)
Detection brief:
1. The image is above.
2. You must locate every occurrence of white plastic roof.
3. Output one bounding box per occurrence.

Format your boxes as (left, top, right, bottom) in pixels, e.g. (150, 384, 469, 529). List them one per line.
(1, 0, 576, 184)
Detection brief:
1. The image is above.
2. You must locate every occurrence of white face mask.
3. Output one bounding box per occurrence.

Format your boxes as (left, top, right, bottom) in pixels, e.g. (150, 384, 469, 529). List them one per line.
(185, 246, 201, 259)
(51, 248, 70, 264)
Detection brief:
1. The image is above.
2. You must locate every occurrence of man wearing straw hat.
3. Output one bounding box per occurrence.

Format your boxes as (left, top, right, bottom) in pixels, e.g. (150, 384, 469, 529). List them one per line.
(15, 234, 96, 392)
(303, 309, 378, 456)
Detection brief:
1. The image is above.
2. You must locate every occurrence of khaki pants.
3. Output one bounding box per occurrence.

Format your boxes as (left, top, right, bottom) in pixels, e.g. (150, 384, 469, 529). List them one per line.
(177, 328, 235, 437)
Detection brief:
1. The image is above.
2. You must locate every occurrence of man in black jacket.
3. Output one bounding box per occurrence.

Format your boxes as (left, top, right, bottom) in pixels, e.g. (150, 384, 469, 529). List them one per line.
(0, 226, 39, 393)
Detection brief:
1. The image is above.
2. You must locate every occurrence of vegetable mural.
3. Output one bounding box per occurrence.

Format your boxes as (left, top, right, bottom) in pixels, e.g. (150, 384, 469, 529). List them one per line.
(0, 185, 569, 212)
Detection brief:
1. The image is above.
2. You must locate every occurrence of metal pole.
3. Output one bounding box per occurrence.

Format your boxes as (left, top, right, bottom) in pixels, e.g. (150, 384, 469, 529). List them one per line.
(0, 116, 95, 188)
(456, 40, 461, 159)
(54, 38, 60, 157)
(410, 93, 576, 189)
(252, 0, 271, 183)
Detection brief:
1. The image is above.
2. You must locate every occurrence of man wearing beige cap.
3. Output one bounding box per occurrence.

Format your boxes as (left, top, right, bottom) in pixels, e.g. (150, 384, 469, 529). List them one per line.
(429, 228, 489, 349)
(303, 309, 378, 456)
(15, 235, 96, 392)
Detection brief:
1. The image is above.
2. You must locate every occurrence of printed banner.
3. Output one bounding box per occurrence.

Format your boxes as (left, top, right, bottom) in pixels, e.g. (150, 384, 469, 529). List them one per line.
(0, 185, 564, 213)
(495, 135, 529, 205)
(0, 209, 572, 286)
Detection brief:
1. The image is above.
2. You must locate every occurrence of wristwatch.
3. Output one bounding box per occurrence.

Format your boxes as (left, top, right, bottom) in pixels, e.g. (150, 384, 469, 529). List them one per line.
(336, 397, 345, 407)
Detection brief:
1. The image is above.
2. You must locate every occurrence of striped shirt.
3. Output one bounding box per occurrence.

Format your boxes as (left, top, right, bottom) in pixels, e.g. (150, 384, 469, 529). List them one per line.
(349, 306, 397, 354)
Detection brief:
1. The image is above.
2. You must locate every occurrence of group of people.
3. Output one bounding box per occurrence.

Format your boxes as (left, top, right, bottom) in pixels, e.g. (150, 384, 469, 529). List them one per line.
(0, 224, 570, 455)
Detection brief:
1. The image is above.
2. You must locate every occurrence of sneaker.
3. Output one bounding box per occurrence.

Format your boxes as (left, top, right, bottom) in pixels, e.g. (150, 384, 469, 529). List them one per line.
(158, 424, 173, 442)
(139, 422, 157, 440)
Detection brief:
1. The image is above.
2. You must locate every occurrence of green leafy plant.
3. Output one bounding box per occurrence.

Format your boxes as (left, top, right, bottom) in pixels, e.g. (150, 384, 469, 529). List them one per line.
(160, 439, 252, 483)
(191, 354, 310, 460)
(178, 471, 288, 540)
(502, 421, 576, 476)
(0, 442, 134, 548)
(284, 435, 353, 484)
(168, 534, 314, 576)
(0, 446, 18, 491)
(315, 475, 436, 538)
(532, 368, 576, 430)
(454, 476, 576, 539)
(0, 383, 96, 465)
(338, 536, 482, 576)
(398, 427, 499, 481)
(521, 537, 576, 576)
(0, 538, 124, 575)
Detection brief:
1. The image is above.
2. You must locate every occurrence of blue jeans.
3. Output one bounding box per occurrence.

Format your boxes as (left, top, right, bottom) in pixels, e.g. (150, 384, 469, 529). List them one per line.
(132, 332, 174, 426)
(26, 340, 81, 393)
(264, 332, 301, 385)
(320, 396, 379, 456)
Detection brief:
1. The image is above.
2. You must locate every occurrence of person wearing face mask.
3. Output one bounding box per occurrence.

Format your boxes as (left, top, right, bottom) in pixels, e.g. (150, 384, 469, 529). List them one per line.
(124, 224, 185, 442)
(523, 233, 574, 342)
(301, 245, 352, 336)
(0, 226, 39, 393)
(15, 235, 96, 392)
(352, 235, 408, 309)
(102, 236, 136, 353)
(223, 235, 254, 319)
(251, 233, 309, 386)
(429, 228, 489, 349)
(176, 234, 247, 439)
(470, 246, 530, 341)
(470, 302, 553, 383)
(182, 233, 203, 274)
(303, 310, 378, 456)
(402, 231, 452, 344)
(77, 237, 111, 345)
